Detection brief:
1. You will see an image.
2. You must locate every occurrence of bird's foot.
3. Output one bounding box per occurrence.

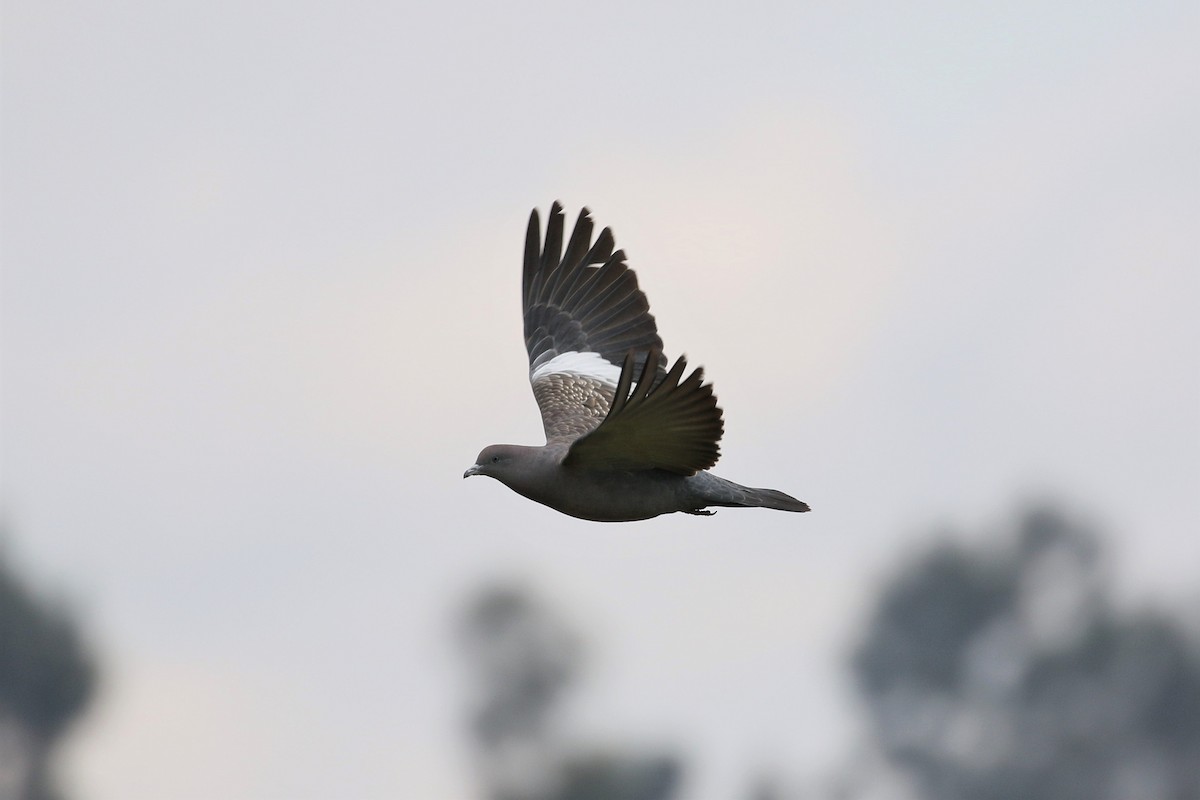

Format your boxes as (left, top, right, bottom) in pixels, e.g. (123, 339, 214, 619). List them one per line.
(684, 509, 716, 516)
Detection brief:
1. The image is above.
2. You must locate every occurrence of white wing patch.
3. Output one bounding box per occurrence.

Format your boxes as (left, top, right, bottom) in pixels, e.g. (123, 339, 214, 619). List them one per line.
(530, 350, 643, 442)
(530, 350, 623, 388)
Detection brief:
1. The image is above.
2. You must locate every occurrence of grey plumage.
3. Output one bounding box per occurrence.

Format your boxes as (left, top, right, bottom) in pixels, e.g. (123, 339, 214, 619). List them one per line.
(464, 203, 809, 522)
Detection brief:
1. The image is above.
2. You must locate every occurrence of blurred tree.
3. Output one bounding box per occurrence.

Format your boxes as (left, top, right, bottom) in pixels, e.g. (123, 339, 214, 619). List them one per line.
(0, 543, 96, 800)
(459, 584, 681, 800)
(852, 506, 1200, 800)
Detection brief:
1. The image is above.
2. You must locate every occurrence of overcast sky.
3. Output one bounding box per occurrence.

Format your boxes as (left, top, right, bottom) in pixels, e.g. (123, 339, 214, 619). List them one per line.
(3, 2, 1198, 798)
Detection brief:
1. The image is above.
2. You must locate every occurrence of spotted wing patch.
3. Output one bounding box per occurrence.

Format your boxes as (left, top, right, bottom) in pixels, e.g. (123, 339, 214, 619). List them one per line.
(531, 349, 630, 442)
(532, 370, 615, 442)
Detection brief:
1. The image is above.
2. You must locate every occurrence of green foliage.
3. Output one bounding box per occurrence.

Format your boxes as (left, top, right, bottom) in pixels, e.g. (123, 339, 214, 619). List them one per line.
(460, 584, 681, 800)
(853, 507, 1200, 800)
(0, 560, 94, 740)
(0, 546, 96, 800)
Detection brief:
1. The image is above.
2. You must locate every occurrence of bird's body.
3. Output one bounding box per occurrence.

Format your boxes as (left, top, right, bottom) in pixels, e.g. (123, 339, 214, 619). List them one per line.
(468, 442, 806, 522)
(465, 203, 809, 522)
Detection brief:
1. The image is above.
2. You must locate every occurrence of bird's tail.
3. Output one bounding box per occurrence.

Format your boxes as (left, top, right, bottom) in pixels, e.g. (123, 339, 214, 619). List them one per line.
(691, 472, 810, 513)
(738, 486, 811, 513)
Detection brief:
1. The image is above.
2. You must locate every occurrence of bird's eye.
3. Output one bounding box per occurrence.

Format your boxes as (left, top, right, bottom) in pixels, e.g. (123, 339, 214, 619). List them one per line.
(491, 456, 501, 463)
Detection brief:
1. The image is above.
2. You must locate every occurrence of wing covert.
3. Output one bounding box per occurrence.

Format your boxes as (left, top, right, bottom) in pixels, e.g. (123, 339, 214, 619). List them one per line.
(563, 350, 724, 475)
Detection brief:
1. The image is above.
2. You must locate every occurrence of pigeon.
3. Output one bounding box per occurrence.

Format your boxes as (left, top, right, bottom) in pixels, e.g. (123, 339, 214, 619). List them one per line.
(464, 203, 810, 522)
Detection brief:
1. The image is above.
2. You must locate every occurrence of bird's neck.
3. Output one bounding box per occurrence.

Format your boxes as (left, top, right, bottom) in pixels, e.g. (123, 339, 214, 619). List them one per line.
(498, 445, 564, 500)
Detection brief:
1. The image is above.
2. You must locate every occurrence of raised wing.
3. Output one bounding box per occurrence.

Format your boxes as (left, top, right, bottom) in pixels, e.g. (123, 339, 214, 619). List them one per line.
(564, 350, 724, 475)
(524, 203, 667, 443)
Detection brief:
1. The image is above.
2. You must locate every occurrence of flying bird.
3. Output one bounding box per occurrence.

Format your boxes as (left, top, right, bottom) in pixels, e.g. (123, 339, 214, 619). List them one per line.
(464, 203, 809, 521)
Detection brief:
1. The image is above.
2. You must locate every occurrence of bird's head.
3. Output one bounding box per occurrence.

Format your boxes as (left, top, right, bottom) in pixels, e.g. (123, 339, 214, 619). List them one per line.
(463, 444, 524, 481)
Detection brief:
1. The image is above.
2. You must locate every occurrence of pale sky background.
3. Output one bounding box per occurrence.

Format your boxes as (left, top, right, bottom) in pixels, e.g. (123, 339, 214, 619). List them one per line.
(2, 2, 1198, 799)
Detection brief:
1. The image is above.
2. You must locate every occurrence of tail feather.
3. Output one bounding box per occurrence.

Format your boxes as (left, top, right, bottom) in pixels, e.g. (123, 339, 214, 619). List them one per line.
(743, 487, 810, 513)
(691, 472, 810, 513)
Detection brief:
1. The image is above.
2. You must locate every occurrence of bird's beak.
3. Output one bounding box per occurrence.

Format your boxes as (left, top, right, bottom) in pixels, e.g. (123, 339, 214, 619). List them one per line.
(463, 464, 480, 479)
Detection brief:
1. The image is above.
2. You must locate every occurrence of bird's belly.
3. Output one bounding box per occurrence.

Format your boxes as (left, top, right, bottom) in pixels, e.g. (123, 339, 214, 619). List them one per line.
(525, 468, 690, 522)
